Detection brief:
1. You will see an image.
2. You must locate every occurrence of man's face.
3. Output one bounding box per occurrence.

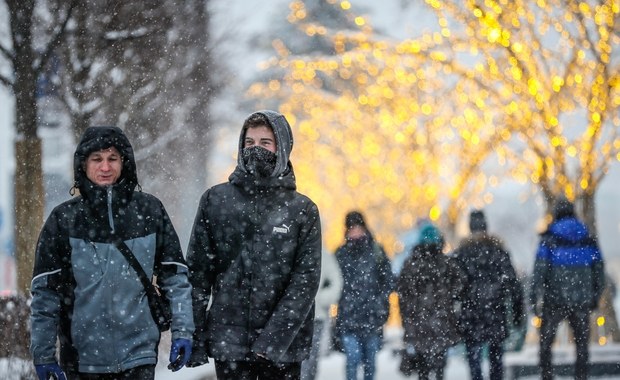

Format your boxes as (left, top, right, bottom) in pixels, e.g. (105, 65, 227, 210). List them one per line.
(346, 225, 366, 239)
(85, 147, 123, 186)
(244, 125, 276, 153)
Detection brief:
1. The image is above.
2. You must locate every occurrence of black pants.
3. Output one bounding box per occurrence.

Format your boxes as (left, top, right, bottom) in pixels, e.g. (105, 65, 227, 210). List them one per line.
(465, 340, 504, 380)
(65, 364, 155, 380)
(215, 359, 301, 380)
(539, 304, 590, 380)
(417, 350, 446, 380)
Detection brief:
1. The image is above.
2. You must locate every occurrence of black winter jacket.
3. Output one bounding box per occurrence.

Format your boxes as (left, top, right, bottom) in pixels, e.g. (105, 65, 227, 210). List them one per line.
(187, 110, 322, 363)
(30, 126, 194, 373)
(335, 236, 393, 336)
(397, 243, 464, 359)
(453, 233, 524, 344)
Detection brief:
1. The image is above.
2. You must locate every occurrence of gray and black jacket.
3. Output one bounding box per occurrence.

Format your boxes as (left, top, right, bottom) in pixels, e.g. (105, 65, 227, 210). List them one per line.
(30, 126, 194, 373)
(187, 110, 322, 364)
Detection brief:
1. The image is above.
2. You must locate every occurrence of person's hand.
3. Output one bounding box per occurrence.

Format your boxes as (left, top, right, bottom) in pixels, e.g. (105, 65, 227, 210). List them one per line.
(168, 338, 192, 372)
(186, 342, 209, 367)
(35, 362, 66, 380)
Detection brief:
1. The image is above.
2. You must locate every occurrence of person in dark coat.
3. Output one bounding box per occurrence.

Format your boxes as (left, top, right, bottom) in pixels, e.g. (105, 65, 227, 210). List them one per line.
(530, 197, 605, 380)
(453, 209, 525, 380)
(397, 223, 465, 380)
(335, 211, 393, 380)
(30, 126, 195, 380)
(186, 111, 322, 380)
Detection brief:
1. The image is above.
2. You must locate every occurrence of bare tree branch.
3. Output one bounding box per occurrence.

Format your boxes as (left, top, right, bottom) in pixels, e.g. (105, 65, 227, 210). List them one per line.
(36, 0, 79, 72)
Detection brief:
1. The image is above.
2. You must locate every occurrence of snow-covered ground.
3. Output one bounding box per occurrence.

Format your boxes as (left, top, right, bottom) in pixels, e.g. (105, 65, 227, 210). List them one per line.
(152, 327, 620, 380)
(3, 326, 619, 379)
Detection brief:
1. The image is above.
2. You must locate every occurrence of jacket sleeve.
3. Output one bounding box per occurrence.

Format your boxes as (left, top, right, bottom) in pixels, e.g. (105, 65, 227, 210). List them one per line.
(251, 202, 322, 362)
(529, 233, 551, 309)
(186, 190, 218, 360)
(396, 258, 414, 319)
(378, 245, 395, 299)
(156, 200, 195, 340)
(30, 211, 67, 365)
(590, 239, 606, 306)
(500, 248, 525, 325)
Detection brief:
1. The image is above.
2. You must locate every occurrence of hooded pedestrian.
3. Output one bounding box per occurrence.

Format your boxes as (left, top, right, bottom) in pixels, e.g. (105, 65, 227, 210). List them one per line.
(186, 110, 322, 380)
(453, 209, 524, 380)
(335, 211, 393, 380)
(30, 126, 195, 380)
(530, 197, 605, 380)
(397, 222, 465, 380)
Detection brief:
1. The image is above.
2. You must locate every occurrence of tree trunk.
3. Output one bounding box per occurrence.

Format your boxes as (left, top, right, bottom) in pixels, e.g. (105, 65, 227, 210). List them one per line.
(14, 140, 44, 295)
(9, 0, 44, 295)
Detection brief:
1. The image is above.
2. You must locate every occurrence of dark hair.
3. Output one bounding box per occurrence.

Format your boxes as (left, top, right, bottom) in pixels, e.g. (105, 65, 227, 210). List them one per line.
(552, 196, 575, 220)
(469, 209, 487, 233)
(345, 211, 366, 230)
(243, 113, 271, 131)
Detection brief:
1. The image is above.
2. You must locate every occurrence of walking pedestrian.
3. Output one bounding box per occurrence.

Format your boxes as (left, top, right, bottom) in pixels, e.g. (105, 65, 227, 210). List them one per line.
(30, 126, 194, 380)
(186, 110, 322, 380)
(334, 211, 393, 380)
(397, 222, 465, 380)
(453, 209, 525, 380)
(530, 197, 605, 380)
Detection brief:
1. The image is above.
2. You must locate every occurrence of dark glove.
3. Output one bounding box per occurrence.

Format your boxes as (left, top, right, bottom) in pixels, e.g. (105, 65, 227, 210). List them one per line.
(168, 338, 192, 372)
(186, 341, 209, 368)
(35, 362, 66, 380)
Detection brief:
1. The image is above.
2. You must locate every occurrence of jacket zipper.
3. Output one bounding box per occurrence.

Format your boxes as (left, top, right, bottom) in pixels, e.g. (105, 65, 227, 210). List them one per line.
(106, 186, 121, 371)
(107, 187, 115, 233)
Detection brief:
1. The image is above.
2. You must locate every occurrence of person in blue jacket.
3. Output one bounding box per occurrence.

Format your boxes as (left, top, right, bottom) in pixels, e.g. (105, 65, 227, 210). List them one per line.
(30, 126, 194, 380)
(530, 196, 605, 380)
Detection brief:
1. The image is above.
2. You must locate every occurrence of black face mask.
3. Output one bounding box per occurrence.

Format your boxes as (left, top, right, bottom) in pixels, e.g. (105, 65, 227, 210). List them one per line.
(242, 146, 277, 177)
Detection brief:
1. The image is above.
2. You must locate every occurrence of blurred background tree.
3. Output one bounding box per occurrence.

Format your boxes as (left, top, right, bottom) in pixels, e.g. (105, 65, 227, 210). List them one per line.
(247, 0, 619, 253)
(1, 0, 219, 294)
(247, 0, 620, 341)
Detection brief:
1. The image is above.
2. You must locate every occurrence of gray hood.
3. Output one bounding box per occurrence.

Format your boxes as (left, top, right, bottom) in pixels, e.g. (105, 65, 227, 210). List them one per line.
(236, 110, 294, 178)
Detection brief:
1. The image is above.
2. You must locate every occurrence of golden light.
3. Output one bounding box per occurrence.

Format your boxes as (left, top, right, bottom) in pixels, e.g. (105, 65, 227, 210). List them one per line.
(429, 205, 441, 221)
(249, 0, 620, 257)
(597, 316, 606, 326)
(532, 316, 541, 328)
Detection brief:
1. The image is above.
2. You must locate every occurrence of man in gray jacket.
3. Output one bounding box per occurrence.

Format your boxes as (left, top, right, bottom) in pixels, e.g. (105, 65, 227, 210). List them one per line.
(30, 126, 194, 380)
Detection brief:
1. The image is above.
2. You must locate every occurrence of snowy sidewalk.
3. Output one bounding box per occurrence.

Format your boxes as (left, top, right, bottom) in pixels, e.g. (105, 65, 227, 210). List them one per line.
(154, 327, 620, 380)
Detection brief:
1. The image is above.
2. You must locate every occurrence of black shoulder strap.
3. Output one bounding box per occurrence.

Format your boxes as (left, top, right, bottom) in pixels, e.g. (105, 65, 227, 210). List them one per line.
(113, 238, 156, 293)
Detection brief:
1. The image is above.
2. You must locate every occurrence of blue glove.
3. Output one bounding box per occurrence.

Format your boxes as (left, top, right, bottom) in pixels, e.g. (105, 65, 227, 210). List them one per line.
(168, 338, 192, 372)
(35, 362, 66, 380)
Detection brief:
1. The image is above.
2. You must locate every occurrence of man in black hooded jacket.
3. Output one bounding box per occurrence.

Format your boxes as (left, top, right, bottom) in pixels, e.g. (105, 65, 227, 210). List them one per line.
(186, 110, 322, 380)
